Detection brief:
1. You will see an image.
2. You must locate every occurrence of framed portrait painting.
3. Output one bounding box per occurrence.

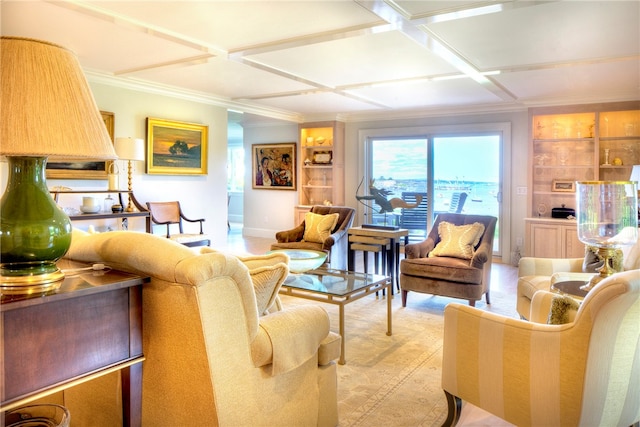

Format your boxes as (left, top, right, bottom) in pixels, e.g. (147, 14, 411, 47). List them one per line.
(252, 143, 296, 190)
(46, 111, 115, 180)
(146, 117, 208, 175)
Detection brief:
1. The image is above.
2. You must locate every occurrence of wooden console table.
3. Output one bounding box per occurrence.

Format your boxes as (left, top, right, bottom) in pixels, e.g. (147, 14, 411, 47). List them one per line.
(1, 260, 148, 427)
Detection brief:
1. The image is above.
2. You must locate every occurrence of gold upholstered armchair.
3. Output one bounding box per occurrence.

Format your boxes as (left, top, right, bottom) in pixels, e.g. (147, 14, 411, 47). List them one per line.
(441, 270, 640, 427)
(60, 230, 341, 426)
(270, 205, 355, 270)
(400, 213, 497, 307)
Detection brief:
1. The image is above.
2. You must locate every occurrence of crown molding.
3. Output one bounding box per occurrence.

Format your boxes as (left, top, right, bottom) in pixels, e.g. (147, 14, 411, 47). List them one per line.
(84, 69, 305, 123)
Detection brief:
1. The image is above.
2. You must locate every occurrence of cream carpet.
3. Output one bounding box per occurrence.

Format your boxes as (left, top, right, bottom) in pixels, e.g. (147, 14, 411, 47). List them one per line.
(280, 275, 519, 427)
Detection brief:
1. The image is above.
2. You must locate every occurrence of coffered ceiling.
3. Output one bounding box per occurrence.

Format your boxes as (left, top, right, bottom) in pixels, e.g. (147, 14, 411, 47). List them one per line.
(3, 1, 639, 123)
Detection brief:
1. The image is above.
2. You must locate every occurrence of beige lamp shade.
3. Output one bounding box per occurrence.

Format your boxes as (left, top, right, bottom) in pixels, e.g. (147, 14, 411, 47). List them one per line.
(115, 137, 145, 161)
(1, 36, 116, 159)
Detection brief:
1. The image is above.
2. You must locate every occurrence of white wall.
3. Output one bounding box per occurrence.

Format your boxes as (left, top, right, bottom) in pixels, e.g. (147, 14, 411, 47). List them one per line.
(242, 122, 299, 238)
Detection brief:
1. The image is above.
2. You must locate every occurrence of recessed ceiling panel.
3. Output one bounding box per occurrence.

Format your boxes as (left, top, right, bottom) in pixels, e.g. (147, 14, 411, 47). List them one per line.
(394, 0, 499, 18)
(494, 60, 640, 102)
(347, 78, 504, 109)
(251, 92, 385, 115)
(90, 1, 384, 50)
(128, 57, 316, 99)
(426, 1, 640, 69)
(246, 31, 458, 88)
(2, 1, 207, 73)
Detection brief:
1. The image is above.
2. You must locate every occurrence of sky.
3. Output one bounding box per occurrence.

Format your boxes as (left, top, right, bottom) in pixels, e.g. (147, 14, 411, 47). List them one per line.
(371, 136, 500, 183)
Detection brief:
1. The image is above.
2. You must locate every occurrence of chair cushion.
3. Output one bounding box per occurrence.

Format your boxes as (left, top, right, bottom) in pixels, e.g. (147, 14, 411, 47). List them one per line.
(429, 221, 485, 260)
(303, 212, 339, 244)
(401, 256, 484, 285)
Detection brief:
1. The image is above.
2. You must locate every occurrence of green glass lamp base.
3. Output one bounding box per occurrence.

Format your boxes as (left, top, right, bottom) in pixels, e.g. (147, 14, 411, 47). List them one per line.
(0, 156, 72, 294)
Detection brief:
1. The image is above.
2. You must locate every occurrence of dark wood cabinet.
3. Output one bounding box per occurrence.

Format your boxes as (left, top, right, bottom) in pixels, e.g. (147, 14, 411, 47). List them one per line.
(1, 260, 147, 427)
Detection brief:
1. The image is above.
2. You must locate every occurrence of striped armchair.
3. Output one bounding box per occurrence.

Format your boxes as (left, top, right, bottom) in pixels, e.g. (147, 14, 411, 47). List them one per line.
(441, 269, 640, 427)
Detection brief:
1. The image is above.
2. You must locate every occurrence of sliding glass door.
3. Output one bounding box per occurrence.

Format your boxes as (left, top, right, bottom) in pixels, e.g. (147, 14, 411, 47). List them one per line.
(366, 133, 502, 255)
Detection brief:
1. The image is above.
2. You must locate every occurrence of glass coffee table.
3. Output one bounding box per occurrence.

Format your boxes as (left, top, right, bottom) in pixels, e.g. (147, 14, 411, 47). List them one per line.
(279, 268, 392, 365)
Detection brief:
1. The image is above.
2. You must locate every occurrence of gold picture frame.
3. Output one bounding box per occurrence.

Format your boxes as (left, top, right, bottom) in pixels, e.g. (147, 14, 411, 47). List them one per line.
(146, 117, 208, 175)
(552, 180, 576, 192)
(45, 111, 115, 180)
(252, 143, 296, 190)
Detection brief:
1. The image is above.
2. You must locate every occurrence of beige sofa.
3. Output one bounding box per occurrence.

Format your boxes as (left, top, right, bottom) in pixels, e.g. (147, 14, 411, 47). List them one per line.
(61, 230, 340, 426)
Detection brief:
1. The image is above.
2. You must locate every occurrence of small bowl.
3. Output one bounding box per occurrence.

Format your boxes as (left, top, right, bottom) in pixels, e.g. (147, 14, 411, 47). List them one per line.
(269, 249, 327, 273)
(80, 205, 100, 214)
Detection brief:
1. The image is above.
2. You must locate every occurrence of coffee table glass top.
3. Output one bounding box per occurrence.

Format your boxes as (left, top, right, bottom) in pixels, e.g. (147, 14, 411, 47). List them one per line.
(283, 268, 388, 297)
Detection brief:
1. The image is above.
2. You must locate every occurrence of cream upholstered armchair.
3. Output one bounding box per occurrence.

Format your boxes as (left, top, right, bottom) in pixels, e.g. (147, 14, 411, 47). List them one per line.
(441, 270, 640, 427)
(61, 230, 341, 427)
(271, 205, 355, 270)
(442, 270, 640, 426)
(400, 213, 497, 307)
(517, 230, 640, 319)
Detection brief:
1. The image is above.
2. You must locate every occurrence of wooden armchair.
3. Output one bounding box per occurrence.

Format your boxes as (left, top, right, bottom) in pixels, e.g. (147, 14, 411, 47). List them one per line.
(146, 201, 210, 247)
(400, 213, 497, 307)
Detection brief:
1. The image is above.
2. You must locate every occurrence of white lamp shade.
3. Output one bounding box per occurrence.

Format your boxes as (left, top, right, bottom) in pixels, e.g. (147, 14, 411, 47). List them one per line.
(1, 37, 116, 159)
(115, 137, 145, 161)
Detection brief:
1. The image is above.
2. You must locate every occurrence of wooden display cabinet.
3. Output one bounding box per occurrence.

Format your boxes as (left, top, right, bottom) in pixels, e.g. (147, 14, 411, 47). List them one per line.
(295, 121, 345, 223)
(526, 101, 639, 257)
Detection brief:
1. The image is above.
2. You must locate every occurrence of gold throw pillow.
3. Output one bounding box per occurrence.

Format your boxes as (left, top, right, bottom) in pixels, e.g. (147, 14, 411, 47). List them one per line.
(303, 212, 339, 244)
(429, 221, 485, 260)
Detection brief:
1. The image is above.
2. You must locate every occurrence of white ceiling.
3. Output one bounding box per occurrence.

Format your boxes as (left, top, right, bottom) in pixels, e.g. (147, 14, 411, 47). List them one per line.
(3, 0, 639, 124)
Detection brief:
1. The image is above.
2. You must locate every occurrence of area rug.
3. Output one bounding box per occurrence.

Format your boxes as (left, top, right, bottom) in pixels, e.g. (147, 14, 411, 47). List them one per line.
(280, 285, 518, 427)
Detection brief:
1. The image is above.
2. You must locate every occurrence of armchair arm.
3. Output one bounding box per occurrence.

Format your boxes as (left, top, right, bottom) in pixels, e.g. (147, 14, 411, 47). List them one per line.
(518, 256, 584, 277)
(275, 223, 305, 243)
(405, 237, 436, 259)
(322, 227, 348, 251)
(442, 303, 586, 427)
(470, 239, 491, 269)
(251, 305, 332, 375)
(180, 213, 205, 234)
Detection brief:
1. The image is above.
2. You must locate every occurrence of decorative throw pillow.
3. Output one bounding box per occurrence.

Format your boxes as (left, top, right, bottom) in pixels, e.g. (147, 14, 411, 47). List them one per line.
(547, 294, 580, 325)
(200, 247, 288, 315)
(250, 264, 288, 315)
(429, 221, 485, 260)
(303, 212, 339, 244)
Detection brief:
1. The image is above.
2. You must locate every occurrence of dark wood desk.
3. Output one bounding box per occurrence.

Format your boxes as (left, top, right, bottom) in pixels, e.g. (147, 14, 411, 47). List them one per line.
(1, 260, 147, 427)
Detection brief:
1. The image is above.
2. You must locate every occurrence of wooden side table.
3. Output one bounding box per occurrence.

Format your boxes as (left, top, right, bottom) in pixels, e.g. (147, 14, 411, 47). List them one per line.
(347, 226, 409, 291)
(1, 260, 148, 427)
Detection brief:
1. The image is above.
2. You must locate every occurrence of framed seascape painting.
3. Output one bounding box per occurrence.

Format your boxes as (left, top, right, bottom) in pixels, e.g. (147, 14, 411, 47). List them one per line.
(46, 111, 115, 179)
(252, 143, 296, 190)
(146, 117, 208, 175)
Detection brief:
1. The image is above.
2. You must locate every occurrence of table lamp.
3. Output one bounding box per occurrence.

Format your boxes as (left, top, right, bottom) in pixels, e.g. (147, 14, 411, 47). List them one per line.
(1, 37, 117, 293)
(114, 137, 145, 212)
(576, 181, 638, 291)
